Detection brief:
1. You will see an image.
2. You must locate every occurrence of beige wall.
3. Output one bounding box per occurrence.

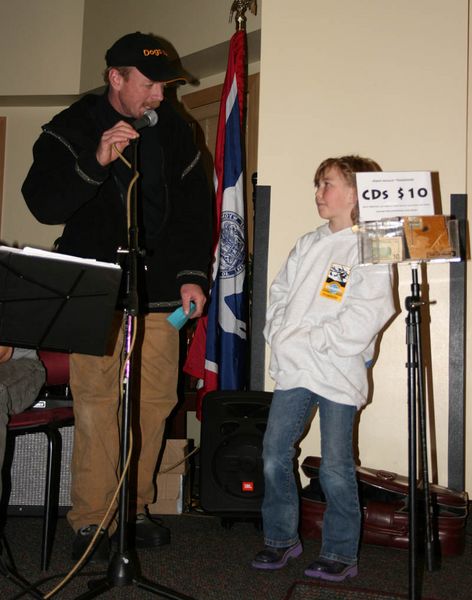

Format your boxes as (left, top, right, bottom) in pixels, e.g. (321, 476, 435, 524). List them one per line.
(257, 0, 470, 490)
(1, 106, 66, 248)
(80, 0, 261, 92)
(0, 1, 85, 95)
(0, 1, 470, 492)
(0, 0, 260, 247)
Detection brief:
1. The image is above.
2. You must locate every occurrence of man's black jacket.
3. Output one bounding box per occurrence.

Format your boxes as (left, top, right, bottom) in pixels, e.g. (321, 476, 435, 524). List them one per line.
(22, 93, 212, 311)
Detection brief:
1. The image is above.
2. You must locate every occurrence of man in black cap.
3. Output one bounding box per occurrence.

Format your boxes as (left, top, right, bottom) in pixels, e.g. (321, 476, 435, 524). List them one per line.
(22, 32, 212, 562)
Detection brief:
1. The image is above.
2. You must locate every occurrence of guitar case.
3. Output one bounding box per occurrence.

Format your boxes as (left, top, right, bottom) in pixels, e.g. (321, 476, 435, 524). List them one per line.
(300, 456, 468, 556)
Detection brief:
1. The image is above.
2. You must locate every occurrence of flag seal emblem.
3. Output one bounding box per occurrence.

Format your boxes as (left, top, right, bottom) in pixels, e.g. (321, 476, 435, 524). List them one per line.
(220, 210, 245, 278)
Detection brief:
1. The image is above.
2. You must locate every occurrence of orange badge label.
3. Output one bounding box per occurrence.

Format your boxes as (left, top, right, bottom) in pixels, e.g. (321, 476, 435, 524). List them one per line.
(320, 263, 351, 302)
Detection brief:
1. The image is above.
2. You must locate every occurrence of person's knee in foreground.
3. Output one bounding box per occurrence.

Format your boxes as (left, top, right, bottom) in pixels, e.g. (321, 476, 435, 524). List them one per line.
(251, 155, 396, 581)
(0, 346, 46, 502)
(22, 31, 212, 562)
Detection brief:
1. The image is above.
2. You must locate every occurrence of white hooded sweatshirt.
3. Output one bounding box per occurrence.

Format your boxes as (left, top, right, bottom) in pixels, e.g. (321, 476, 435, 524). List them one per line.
(264, 223, 395, 409)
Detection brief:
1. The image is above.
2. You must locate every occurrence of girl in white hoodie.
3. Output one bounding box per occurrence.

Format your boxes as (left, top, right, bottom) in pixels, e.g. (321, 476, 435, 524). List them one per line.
(252, 156, 395, 581)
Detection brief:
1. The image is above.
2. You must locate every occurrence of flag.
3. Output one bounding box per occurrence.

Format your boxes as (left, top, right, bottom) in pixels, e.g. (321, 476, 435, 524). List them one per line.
(184, 30, 247, 418)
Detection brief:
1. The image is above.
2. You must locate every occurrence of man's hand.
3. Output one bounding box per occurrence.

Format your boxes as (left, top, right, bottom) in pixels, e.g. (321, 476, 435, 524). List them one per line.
(0, 346, 13, 363)
(96, 121, 139, 167)
(180, 283, 206, 318)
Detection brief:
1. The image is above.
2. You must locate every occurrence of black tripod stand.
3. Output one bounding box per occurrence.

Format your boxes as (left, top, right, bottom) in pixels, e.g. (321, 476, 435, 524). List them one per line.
(76, 140, 196, 600)
(405, 263, 438, 600)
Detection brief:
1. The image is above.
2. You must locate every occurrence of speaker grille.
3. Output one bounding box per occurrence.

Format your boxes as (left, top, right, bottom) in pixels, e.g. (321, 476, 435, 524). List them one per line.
(212, 432, 265, 499)
(200, 391, 272, 514)
(8, 425, 73, 512)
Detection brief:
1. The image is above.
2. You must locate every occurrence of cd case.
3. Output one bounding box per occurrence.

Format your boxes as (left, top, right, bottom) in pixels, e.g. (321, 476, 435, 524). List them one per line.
(356, 216, 460, 265)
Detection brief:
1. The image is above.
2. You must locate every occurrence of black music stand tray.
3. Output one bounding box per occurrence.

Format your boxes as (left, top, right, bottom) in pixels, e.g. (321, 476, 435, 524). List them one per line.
(0, 247, 122, 356)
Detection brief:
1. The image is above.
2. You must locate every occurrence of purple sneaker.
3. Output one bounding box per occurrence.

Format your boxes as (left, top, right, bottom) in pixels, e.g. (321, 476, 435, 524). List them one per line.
(304, 558, 358, 581)
(251, 541, 303, 570)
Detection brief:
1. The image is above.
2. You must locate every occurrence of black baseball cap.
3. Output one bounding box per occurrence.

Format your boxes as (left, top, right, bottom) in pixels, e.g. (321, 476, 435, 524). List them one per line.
(105, 32, 187, 84)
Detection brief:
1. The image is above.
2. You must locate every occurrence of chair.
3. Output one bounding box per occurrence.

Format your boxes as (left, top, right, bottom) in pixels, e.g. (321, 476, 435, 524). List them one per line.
(6, 350, 73, 571)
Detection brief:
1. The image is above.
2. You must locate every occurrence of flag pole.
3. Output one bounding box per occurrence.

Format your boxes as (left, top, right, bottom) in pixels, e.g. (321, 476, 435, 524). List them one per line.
(183, 1, 257, 416)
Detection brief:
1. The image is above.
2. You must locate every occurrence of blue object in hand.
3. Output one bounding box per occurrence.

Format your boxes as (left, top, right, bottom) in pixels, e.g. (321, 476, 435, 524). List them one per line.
(167, 301, 196, 330)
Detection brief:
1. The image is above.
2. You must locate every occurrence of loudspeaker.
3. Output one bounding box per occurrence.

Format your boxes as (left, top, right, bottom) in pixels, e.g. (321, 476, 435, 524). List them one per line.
(6, 425, 73, 515)
(199, 390, 272, 514)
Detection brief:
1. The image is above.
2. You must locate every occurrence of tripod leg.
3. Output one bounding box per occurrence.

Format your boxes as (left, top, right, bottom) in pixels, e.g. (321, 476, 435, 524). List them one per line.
(406, 310, 418, 600)
(73, 572, 197, 600)
(135, 576, 197, 600)
(406, 264, 438, 600)
(406, 264, 422, 600)
(413, 312, 437, 571)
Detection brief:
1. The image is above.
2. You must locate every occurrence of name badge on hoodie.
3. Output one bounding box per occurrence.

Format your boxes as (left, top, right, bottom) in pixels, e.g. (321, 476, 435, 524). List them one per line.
(320, 263, 351, 302)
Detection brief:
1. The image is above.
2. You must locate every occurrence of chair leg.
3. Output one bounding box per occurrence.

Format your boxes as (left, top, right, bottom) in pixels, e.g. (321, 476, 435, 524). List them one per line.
(41, 427, 62, 571)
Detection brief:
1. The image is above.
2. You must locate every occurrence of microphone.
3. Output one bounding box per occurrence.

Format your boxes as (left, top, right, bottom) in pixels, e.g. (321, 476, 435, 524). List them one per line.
(131, 109, 158, 131)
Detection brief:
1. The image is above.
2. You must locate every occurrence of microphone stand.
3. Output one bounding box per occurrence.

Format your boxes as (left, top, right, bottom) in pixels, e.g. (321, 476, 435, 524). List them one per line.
(76, 136, 196, 600)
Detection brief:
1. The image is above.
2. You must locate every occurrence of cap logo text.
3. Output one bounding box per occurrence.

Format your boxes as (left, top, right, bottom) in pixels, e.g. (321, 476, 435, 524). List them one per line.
(143, 49, 168, 57)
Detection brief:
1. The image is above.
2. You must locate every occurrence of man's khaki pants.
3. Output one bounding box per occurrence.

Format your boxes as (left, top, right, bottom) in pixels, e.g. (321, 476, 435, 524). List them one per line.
(67, 312, 179, 533)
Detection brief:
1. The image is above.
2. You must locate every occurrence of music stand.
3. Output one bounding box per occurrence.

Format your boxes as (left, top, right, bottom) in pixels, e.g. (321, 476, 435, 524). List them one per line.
(357, 215, 460, 600)
(0, 246, 122, 355)
(0, 247, 122, 598)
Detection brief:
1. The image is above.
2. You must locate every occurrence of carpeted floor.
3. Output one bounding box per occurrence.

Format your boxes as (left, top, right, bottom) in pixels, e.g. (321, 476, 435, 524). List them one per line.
(282, 580, 443, 600)
(284, 581, 411, 600)
(0, 511, 470, 599)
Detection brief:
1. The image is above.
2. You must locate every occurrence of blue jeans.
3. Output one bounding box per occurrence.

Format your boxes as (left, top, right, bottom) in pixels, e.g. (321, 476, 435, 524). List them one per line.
(261, 387, 360, 565)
